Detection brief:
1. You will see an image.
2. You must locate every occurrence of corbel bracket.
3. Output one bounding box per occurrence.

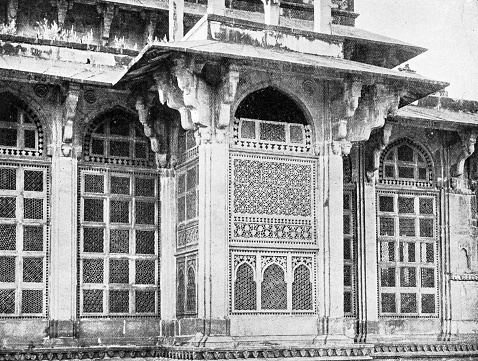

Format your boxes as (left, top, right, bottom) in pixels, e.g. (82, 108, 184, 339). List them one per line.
(218, 64, 240, 129)
(450, 130, 477, 177)
(347, 84, 401, 143)
(365, 122, 393, 181)
(61, 83, 80, 157)
(135, 95, 167, 168)
(173, 56, 212, 128)
(153, 70, 194, 130)
(332, 80, 362, 155)
(7, 0, 19, 25)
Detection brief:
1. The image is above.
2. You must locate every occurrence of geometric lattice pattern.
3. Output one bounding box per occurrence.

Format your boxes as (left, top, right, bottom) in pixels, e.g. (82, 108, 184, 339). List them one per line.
(79, 169, 159, 316)
(261, 264, 287, 310)
(377, 186, 437, 316)
(177, 163, 199, 226)
(343, 187, 356, 316)
(292, 264, 312, 310)
(0, 165, 48, 316)
(234, 263, 256, 310)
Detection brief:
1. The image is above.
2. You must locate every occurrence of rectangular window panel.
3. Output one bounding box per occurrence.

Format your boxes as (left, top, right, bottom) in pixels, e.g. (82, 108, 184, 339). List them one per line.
(23, 257, 43, 283)
(24, 130, 36, 149)
(343, 193, 350, 210)
(418, 168, 427, 180)
(135, 177, 155, 197)
(0, 224, 16, 250)
(110, 200, 130, 223)
(419, 218, 434, 237)
(0, 168, 16, 190)
(240, 120, 256, 139)
(0, 289, 15, 314)
(421, 294, 435, 314)
(91, 138, 104, 156)
(110, 229, 129, 253)
(421, 268, 435, 288)
(186, 192, 197, 220)
(0, 128, 17, 147)
(384, 165, 394, 178)
(400, 293, 417, 313)
(380, 241, 395, 261)
(0, 256, 16, 282)
(109, 290, 129, 313)
(380, 217, 395, 236)
(135, 260, 155, 284)
(259, 122, 286, 142)
(0, 197, 16, 218)
(381, 293, 396, 313)
(186, 168, 196, 191)
(379, 196, 394, 212)
(84, 174, 104, 194)
(398, 166, 414, 179)
(83, 259, 104, 283)
(343, 214, 351, 235)
(380, 267, 395, 287)
(136, 201, 155, 224)
(83, 227, 104, 253)
(399, 218, 415, 236)
(398, 197, 414, 214)
(419, 198, 434, 214)
(399, 242, 416, 262)
(289, 125, 304, 144)
(24, 198, 43, 220)
(344, 291, 352, 314)
(344, 265, 352, 287)
(21, 289, 43, 314)
(136, 230, 155, 254)
(83, 199, 104, 222)
(134, 142, 147, 159)
(109, 140, 130, 157)
(400, 267, 416, 287)
(109, 259, 129, 283)
(83, 290, 103, 313)
(110, 176, 130, 195)
(135, 290, 155, 313)
(343, 239, 351, 260)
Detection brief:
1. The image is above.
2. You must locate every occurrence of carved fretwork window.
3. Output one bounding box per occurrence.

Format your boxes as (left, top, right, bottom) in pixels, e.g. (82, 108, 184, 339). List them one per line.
(377, 140, 437, 317)
(231, 252, 315, 314)
(176, 256, 197, 317)
(178, 130, 198, 164)
(78, 169, 160, 316)
(0, 164, 49, 317)
(0, 93, 44, 157)
(177, 162, 199, 225)
(343, 187, 356, 317)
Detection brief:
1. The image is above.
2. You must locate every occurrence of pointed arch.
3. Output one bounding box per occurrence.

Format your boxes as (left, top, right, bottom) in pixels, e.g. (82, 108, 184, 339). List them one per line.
(234, 262, 257, 311)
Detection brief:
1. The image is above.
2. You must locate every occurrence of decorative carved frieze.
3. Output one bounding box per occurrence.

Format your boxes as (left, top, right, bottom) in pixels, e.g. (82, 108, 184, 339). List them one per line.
(61, 83, 80, 157)
(450, 130, 477, 178)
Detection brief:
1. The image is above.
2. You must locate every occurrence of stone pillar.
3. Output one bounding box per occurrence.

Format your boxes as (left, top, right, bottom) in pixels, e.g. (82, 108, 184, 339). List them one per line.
(169, 0, 184, 41)
(326, 145, 345, 338)
(49, 147, 77, 340)
(7, 0, 18, 25)
(314, 0, 333, 33)
(160, 170, 177, 328)
(197, 140, 232, 345)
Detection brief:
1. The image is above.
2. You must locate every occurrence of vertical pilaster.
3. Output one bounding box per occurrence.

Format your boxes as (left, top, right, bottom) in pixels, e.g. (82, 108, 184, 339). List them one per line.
(169, 0, 184, 41)
(7, 0, 18, 25)
(197, 140, 231, 344)
(49, 149, 77, 339)
(326, 145, 345, 337)
(160, 170, 177, 323)
(313, 0, 333, 33)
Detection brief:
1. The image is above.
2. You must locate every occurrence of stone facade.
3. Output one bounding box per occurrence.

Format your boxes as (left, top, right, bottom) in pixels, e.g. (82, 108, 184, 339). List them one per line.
(0, 0, 476, 360)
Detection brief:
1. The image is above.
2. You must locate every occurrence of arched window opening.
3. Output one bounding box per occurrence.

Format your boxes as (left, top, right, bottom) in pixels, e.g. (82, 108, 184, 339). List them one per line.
(186, 267, 196, 312)
(233, 87, 311, 153)
(0, 93, 44, 157)
(459, 248, 471, 271)
(292, 264, 312, 310)
(0, 94, 49, 317)
(380, 140, 433, 187)
(79, 109, 159, 317)
(83, 110, 154, 168)
(261, 264, 287, 310)
(377, 138, 437, 317)
(234, 263, 256, 311)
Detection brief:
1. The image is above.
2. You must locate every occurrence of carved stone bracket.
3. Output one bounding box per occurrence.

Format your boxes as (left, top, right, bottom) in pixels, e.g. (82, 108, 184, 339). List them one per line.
(173, 56, 214, 144)
(365, 122, 393, 182)
(144, 11, 159, 43)
(347, 84, 400, 143)
(135, 95, 167, 168)
(218, 64, 240, 129)
(154, 70, 194, 130)
(61, 83, 80, 157)
(52, 0, 73, 28)
(450, 130, 477, 178)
